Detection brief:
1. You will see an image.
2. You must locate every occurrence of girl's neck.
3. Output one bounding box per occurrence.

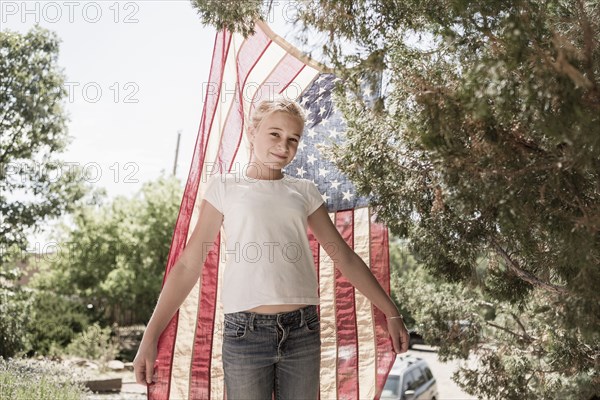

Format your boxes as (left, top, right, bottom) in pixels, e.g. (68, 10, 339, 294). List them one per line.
(244, 163, 284, 181)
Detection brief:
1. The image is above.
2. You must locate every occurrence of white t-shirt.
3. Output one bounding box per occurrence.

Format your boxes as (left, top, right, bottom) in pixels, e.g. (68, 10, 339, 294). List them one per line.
(202, 170, 325, 314)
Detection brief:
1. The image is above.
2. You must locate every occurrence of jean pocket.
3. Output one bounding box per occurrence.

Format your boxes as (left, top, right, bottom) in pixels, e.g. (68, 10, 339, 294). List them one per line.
(223, 320, 247, 339)
(304, 314, 320, 333)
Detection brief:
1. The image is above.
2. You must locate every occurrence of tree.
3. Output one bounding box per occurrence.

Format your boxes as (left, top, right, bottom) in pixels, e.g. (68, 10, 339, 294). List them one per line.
(34, 174, 183, 325)
(191, 1, 600, 398)
(0, 26, 89, 263)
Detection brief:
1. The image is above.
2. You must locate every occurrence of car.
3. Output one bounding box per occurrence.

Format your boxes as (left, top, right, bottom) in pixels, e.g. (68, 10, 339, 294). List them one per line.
(381, 354, 438, 400)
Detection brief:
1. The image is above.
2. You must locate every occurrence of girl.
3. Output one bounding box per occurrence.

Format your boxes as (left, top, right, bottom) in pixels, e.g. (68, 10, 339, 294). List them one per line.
(133, 97, 409, 399)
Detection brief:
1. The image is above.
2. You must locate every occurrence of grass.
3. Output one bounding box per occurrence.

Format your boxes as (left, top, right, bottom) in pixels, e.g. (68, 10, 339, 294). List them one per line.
(0, 356, 90, 400)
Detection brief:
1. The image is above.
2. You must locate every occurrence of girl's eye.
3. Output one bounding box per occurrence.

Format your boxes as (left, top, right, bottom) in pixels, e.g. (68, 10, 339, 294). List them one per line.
(270, 132, 298, 143)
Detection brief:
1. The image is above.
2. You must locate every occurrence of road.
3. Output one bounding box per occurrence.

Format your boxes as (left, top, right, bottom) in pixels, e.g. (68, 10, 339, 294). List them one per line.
(90, 345, 477, 400)
(407, 345, 477, 400)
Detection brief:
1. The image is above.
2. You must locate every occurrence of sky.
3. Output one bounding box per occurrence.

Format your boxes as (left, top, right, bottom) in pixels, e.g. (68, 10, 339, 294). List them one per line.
(1, 1, 327, 245)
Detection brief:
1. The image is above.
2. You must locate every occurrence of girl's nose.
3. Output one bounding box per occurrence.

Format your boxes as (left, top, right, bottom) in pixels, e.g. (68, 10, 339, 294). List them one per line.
(278, 142, 289, 152)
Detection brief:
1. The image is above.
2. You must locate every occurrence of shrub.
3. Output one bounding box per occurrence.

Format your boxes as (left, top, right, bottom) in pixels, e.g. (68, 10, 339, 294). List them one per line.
(64, 323, 119, 370)
(24, 290, 91, 356)
(0, 267, 32, 358)
(0, 356, 89, 400)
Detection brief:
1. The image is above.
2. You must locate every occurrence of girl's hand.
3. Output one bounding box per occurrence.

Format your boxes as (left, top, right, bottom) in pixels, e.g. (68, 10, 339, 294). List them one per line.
(386, 316, 410, 354)
(133, 338, 158, 385)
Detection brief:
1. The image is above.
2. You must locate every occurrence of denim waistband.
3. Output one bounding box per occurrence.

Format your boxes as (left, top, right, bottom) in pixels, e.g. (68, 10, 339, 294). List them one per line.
(224, 305, 318, 327)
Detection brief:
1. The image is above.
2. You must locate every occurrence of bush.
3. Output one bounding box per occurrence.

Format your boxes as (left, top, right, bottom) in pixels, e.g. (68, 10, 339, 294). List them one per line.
(24, 290, 91, 356)
(64, 323, 119, 370)
(0, 267, 33, 358)
(0, 356, 89, 400)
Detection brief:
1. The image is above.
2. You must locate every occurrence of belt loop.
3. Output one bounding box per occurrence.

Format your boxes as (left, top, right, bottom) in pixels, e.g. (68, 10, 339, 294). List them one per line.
(299, 307, 305, 328)
(249, 313, 255, 332)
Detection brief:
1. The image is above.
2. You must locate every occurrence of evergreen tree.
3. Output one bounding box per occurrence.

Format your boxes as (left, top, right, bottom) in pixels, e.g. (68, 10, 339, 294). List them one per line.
(192, 1, 599, 398)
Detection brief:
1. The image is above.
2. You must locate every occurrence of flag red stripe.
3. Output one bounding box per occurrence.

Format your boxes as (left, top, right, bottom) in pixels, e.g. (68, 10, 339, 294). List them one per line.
(279, 62, 308, 94)
(335, 210, 360, 398)
(189, 243, 221, 399)
(149, 29, 232, 400)
(187, 29, 240, 399)
(217, 28, 271, 170)
(369, 213, 394, 400)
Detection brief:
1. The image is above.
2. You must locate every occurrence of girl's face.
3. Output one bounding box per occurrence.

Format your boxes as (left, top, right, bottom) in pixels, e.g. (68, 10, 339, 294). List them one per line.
(248, 111, 304, 178)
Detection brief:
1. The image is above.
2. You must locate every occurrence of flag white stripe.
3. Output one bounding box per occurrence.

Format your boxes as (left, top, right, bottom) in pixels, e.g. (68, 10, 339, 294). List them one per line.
(355, 207, 377, 399)
(243, 41, 287, 96)
(280, 65, 320, 100)
(210, 249, 226, 399)
(319, 210, 338, 399)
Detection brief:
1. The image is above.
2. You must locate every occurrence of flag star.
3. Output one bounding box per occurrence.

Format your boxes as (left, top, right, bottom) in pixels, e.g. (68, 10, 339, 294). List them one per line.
(307, 128, 318, 138)
(318, 86, 327, 96)
(318, 168, 329, 178)
(297, 140, 306, 152)
(331, 180, 341, 190)
(364, 86, 373, 98)
(315, 75, 326, 85)
(342, 190, 354, 201)
(329, 128, 340, 140)
(321, 192, 330, 203)
(296, 166, 306, 177)
(319, 105, 327, 116)
(307, 154, 317, 164)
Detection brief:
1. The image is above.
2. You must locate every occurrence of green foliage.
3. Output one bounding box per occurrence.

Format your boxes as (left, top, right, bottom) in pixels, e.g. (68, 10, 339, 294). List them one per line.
(189, 1, 600, 397)
(0, 262, 32, 358)
(393, 256, 599, 399)
(64, 323, 119, 370)
(1, 247, 93, 357)
(190, 0, 266, 38)
(0, 357, 89, 400)
(35, 174, 183, 325)
(24, 290, 91, 357)
(0, 26, 93, 261)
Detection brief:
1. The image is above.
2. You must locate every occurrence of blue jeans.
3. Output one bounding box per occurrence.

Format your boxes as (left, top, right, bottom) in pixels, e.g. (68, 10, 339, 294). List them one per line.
(222, 305, 321, 399)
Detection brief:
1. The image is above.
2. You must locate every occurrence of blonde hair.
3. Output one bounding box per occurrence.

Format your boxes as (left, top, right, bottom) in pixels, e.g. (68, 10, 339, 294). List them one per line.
(248, 97, 306, 133)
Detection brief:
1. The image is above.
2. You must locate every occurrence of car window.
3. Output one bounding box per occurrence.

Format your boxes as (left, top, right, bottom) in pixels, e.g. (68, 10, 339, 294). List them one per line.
(422, 366, 433, 381)
(412, 368, 427, 389)
(382, 375, 400, 398)
(403, 370, 419, 391)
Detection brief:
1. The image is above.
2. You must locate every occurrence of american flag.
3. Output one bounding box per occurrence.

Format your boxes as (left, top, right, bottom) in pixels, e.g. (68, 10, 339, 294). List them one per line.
(149, 20, 394, 400)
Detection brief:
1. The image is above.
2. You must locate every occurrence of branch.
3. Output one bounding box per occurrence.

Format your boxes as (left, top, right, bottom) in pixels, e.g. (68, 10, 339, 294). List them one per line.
(0, 116, 28, 165)
(486, 321, 533, 343)
(490, 239, 569, 295)
(575, 0, 597, 87)
(511, 312, 537, 342)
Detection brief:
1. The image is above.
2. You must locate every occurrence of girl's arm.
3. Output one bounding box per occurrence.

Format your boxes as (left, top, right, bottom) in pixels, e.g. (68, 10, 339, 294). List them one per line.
(133, 199, 223, 384)
(307, 204, 409, 354)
